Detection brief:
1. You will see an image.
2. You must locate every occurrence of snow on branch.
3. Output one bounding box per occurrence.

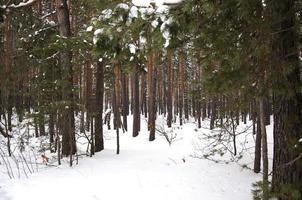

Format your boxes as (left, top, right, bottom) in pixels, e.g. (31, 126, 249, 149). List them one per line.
(133, 0, 184, 7)
(8, 0, 39, 9)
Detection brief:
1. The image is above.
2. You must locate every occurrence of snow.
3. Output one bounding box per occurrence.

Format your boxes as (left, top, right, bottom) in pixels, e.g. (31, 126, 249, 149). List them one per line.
(140, 35, 147, 45)
(46, 20, 56, 27)
(156, 5, 169, 14)
(100, 9, 113, 20)
(129, 6, 139, 19)
(94, 29, 103, 36)
(86, 26, 93, 32)
(129, 44, 137, 54)
(116, 3, 130, 10)
(8, 0, 37, 8)
(161, 0, 184, 4)
(132, 0, 184, 7)
(93, 28, 102, 44)
(0, 115, 269, 200)
(151, 19, 159, 28)
(132, 0, 151, 7)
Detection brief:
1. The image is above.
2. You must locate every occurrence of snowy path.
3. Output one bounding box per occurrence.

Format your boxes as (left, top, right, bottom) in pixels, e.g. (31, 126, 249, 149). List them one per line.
(1, 121, 261, 200)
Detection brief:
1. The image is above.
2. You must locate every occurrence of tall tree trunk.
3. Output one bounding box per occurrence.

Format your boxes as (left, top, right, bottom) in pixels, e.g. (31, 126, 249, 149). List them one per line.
(178, 50, 184, 125)
(140, 74, 146, 116)
(253, 116, 262, 173)
(49, 113, 55, 152)
(259, 98, 269, 200)
(167, 49, 173, 127)
(196, 66, 202, 128)
(121, 74, 128, 131)
(3, 12, 13, 132)
(148, 53, 156, 141)
(133, 65, 140, 137)
(270, 0, 302, 198)
(113, 64, 121, 154)
(95, 61, 104, 152)
(210, 99, 217, 130)
(90, 117, 94, 156)
(38, 114, 46, 136)
(56, 0, 76, 158)
(85, 62, 92, 131)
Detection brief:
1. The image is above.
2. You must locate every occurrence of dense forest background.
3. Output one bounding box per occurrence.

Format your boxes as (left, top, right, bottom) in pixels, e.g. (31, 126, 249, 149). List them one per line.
(0, 0, 302, 199)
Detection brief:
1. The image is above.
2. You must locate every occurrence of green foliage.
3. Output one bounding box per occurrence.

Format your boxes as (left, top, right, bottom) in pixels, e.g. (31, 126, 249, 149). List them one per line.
(252, 181, 268, 200)
(277, 184, 301, 200)
(252, 181, 301, 200)
(169, 0, 272, 101)
(87, 0, 173, 76)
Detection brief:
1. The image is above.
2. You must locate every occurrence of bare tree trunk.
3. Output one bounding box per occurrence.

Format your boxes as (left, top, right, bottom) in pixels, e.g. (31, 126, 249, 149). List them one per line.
(210, 99, 217, 130)
(167, 49, 173, 128)
(121, 74, 128, 131)
(133, 65, 140, 137)
(178, 51, 184, 126)
(49, 113, 55, 152)
(148, 53, 156, 141)
(140, 74, 148, 118)
(259, 98, 269, 200)
(253, 116, 262, 173)
(95, 61, 104, 152)
(140, 74, 145, 115)
(56, 0, 76, 160)
(38, 115, 45, 136)
(196, 66, 201, 128)
(85, 62, 92, 132)
(113, 64, 121, 154)
(90, 117, 95, 156)
(270, 1, 302, 198)
(3, 12, 13, 133)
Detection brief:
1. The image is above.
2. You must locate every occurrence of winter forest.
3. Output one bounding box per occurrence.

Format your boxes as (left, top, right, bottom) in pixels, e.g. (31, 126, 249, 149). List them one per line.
(0, 0, 301, 199)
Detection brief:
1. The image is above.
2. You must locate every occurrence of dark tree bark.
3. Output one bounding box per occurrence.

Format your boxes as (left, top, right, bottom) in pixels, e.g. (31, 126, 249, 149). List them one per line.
(253, 116, 262, 173)
(167, 49, 173, 127)
(270, 0, 302, 198)
(49, 113, 55, 152)
(56, 0, 76, 158)
(90, 117, 95, 156)
(38, 114, 46, 136)
(140, 74, 147, 118)
(202, 97, 207, 121)
(148, 53, 156, 141)
(113, 64, 121, 154)
(133, 65, 140, 137)
(178, 51, 184, 126)
(121, 73, 128, 132)
(210, 99, 217, 130)
(196, 66, 202, 128)
(95, 61, 104, 152)
(3, 12, 13, 132)
(259, 98, 269, 200)
(85, 62, 93, 132)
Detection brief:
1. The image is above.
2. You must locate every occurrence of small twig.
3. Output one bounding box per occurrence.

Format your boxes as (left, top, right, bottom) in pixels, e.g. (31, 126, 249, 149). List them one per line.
(19, 151, 32, 174)
(0, 148, 12, 179)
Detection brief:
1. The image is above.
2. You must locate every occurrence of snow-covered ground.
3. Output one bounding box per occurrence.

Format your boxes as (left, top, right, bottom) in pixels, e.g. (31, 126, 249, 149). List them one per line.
(1, 116, 272, 200)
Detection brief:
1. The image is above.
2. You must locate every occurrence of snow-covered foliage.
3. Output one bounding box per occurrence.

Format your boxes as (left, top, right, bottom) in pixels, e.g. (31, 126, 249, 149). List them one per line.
(5, 0, 38, 9)
(85, 1, 174, 66)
